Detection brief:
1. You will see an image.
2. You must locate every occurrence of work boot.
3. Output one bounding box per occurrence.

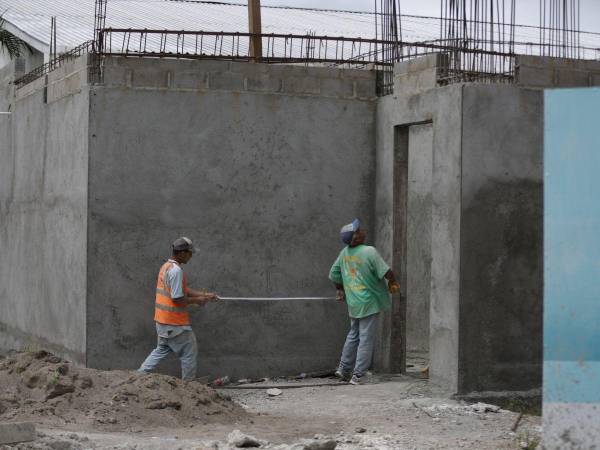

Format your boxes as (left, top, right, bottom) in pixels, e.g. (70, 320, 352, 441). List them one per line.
(334, 369, 351, 382)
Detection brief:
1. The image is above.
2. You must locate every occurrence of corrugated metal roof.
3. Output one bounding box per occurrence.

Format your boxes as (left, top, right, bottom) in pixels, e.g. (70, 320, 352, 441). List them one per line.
(3, 1, 598, 58)
(0, 0, 435, 53)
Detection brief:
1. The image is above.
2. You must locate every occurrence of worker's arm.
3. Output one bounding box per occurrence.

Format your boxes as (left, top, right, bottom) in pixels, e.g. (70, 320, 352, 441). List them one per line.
(173, 292, 218, 307)
(368, 247, 400, 294)
(384, 269, 401, 294)
(168, 269, 218, 306)
(333, 282, 345, 302)
(328, 254, 345, 302)
(187, 287, 214, 298)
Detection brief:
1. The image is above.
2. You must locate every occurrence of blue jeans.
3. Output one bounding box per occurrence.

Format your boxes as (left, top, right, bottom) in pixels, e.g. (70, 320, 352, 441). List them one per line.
(338, 313, 379, 377)
(138, 330, 198, 380)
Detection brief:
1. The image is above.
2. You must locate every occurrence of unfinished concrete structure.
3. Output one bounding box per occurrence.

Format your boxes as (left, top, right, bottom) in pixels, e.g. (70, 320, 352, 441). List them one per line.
(0, 55, 377, 379)
(2, 43, 600, 392)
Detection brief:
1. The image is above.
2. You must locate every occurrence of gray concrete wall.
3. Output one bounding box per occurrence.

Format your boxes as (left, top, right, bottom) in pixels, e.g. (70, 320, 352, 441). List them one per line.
(86, 57, 377, 379)
(375, 83, 463, 389)
(516, 55, 600, 89)
(458, 84, 543, 393)
(0, 57, 89, 363)
(378, 56, 544, 393)
(406, 123, 433, 353)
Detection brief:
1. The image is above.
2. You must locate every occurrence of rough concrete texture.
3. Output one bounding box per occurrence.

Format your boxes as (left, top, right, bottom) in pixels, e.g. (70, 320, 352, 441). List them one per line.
(378, 59, 544, 394)
(459, 84, 543, 393)
(375, 83, 463, 390)
(406, 123, 433, 353)
(86, 58, 377, 378)
(516, 55, 600, 88)
(0, 422, 36, 444)
(0, 57, 89, 364)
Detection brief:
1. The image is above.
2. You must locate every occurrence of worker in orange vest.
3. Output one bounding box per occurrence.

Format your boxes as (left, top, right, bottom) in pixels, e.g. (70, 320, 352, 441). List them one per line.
(138, 237, 218, 380)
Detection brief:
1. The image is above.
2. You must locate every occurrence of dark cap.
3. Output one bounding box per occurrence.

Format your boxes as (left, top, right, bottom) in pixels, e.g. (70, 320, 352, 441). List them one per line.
(340, 218, 360, 245)
(172, 236, 197, 253)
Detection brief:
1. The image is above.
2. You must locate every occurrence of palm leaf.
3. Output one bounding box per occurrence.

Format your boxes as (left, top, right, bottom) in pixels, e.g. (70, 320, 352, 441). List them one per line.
(0, 13, 32, 59)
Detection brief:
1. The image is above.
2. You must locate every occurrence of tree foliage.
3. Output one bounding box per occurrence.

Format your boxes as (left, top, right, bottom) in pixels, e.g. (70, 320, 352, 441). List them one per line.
(0, 14, 32, 59)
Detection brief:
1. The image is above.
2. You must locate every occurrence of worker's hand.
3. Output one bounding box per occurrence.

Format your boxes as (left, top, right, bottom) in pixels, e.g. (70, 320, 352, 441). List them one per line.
(388, 281, 401, 294)
(335, 288, 345, 302)
(204, 292, 219, 302)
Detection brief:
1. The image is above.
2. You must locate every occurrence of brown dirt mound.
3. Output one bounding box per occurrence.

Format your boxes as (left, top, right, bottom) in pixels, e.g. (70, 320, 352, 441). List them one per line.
(0, 351, 245, 431)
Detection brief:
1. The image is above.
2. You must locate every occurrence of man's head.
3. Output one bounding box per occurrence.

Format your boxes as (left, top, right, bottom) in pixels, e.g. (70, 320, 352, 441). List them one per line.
(340, 218, 365, 247)
(171, 236, 197, 264)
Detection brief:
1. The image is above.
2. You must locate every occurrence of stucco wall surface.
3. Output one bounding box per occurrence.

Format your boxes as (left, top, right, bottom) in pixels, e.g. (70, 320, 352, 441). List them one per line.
(86, 58, 377, 379)
(459, 84, 543, 393)
(0, 58, 89, 363)
(375, 84, 463, 389)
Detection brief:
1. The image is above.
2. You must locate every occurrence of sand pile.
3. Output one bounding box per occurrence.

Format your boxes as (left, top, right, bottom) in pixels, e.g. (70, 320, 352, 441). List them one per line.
(0, 351, 245, 430)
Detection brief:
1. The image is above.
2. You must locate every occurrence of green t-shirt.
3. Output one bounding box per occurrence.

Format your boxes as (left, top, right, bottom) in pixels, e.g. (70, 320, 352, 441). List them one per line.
(328, 245, 391, 318)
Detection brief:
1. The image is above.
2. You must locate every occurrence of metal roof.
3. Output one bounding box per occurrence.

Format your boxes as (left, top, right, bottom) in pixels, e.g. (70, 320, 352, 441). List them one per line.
(2, 0, 598, 58)
(0, 0, 429, 54)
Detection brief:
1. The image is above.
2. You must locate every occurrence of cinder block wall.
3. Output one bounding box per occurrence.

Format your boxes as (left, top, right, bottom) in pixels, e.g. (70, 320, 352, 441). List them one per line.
(86, 57, 378, 378)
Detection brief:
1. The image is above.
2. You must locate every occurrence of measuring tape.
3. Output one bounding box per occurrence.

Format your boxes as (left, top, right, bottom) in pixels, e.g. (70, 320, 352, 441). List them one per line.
(217, 296, 336, 301)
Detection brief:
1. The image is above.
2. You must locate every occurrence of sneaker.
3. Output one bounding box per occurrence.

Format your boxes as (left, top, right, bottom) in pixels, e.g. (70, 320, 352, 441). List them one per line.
(349, 374, 363, 385)
(334, 369, 351, 382)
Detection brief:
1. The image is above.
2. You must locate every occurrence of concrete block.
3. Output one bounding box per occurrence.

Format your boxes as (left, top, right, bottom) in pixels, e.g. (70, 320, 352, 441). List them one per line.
(131, 69, 170, 89)
(516, 65, 556, 88)
(245, 75, 283, 93)
(394, 68, 438, 95)
(15, 75, 46, 100)
(0, 422, 36, 444)
(556, 69, 591, 87)
(307, 66, 342, 79)
(591, 73, 600, 87)
(229, 60, 271, 76)
(47, 70, 85, 103)
(283, 76, 320, 95)
(319, 77, 354, 98)
(341, 67, 376, 80)
(208, 71, 245, 91)
(171, 70, 209, 90)
(355, 79, 376, 99)
(394, 53, 448, 75)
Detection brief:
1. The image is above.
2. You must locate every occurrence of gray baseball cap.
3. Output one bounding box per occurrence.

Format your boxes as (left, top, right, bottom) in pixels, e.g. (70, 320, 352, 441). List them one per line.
(172, 236, 197, 253)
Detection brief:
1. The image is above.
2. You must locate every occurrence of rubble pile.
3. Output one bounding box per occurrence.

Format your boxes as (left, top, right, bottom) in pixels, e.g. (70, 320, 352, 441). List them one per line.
(0, 351, 245, 431)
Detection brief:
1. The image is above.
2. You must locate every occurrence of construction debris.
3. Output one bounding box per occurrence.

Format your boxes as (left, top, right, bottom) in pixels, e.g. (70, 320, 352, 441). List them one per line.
(0, 351, 244, 430)
(0, 421, 35, 445)
(227, 429, 263, 448)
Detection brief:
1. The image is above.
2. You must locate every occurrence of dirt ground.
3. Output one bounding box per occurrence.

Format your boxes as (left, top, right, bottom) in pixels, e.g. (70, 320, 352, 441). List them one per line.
(0, 352, 541, 449)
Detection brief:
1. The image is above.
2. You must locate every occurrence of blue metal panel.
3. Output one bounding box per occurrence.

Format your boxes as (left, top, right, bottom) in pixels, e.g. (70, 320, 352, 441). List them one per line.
(544, 87, 600, 404)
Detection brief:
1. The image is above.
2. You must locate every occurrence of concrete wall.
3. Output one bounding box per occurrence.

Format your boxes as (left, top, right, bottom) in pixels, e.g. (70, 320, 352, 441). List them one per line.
(375, 81, 463, 388)
(86, 57, 377, 378)
(543, 87, 600, 449)
(516, 55, 600, 89)
(0, 57, 89, 363)
(459, 84, 543, 393)
(405, 123, 433, 353)
(377, 55, 544, 394)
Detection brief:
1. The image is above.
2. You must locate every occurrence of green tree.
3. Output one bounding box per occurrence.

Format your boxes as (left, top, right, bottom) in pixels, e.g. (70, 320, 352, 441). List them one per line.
(0, 14, 31, 59)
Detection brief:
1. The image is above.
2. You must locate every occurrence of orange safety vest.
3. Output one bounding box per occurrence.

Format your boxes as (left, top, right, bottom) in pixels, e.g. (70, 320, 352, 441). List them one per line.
(154, 261, 190, 326)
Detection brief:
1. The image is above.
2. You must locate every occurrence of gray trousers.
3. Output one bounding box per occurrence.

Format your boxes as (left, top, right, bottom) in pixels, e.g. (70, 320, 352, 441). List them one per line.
(338, 312, 379, 377)
(138, 330, 198, 380)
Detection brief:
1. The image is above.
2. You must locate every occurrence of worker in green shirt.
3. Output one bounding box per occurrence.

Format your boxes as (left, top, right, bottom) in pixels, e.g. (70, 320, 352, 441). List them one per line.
(329, 218, 400, 385)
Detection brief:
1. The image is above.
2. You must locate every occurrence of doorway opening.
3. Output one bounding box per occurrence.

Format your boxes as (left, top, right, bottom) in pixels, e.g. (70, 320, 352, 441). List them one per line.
(393, 122, 433, 377)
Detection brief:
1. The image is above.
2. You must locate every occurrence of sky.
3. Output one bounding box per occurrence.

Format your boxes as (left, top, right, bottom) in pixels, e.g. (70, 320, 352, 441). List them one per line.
(261, 0, 600, 32)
